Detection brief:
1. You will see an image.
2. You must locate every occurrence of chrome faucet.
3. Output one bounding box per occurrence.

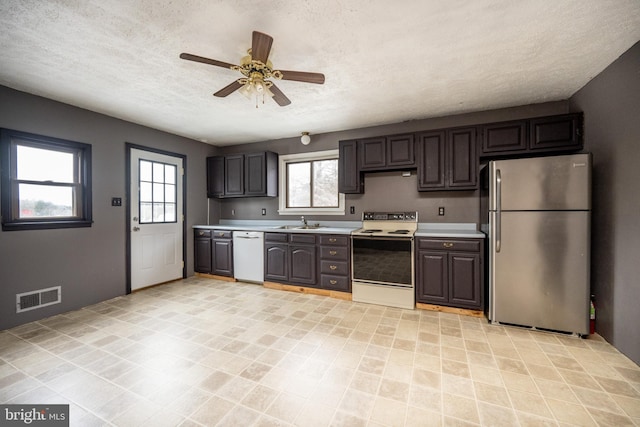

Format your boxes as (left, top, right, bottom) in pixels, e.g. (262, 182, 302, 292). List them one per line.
(301, 216, 307, 226)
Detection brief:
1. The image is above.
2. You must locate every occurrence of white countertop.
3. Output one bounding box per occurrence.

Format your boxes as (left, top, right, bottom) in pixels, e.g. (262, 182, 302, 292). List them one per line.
(415, 223, 485, 239)
(194, 220, 485, 238)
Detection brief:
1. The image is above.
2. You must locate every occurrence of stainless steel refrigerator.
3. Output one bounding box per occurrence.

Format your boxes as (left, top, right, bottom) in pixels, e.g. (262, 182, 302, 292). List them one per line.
(481, 153, 591, 336)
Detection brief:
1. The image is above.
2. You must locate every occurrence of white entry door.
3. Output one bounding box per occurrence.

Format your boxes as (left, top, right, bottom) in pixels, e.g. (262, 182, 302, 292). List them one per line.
(130, 148, 184, 291)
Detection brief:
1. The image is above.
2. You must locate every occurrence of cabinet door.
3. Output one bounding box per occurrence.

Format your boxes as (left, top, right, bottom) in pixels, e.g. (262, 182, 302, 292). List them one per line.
(416, 250, 448, 304)
(338, 140, 363, 194)
(358, 137, 386, 170)
(244, 152, 266, 196)
(265, 244, 288, 282)
(387, 134, 415, 168)
(212, 239, 233, 276)
(481, 120, 527, 155)
(448, 127, 477, 189)
(449, 252, 481, 309)
(224, 154, 244, 196)
(529, 113, 582, 151)
(207, 156, 225, 198)
(289, 245, 317, 286)
(194, 238, 212, 273)
(416, 131, 446, 190)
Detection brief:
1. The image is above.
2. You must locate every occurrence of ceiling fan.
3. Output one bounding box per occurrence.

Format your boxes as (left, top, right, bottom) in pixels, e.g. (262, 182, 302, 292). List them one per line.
(180, 31, 325, 107)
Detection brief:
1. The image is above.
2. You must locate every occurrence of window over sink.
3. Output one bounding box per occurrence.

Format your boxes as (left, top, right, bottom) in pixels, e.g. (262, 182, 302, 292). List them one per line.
(278, 150, 345, 215)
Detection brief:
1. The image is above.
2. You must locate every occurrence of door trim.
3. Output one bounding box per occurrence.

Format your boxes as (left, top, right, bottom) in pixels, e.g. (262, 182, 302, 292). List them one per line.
(125, 143, 187, 293)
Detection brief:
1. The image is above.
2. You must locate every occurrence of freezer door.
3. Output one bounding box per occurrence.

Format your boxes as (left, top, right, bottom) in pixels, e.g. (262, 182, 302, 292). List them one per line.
(489, 154, 591, 211)
(489, 210, 590, 335)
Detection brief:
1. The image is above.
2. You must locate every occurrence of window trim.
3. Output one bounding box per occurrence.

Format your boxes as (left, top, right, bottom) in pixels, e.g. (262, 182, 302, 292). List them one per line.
(0, 128, 92, 231)
(278, 149, 345, 215)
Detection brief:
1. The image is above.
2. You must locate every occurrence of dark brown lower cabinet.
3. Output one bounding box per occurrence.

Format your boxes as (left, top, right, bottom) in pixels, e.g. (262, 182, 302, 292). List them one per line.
(264, 233, 316, 286)
(416, 238, 483, 310)
(212, 231, 233, 277)
(318, 235, 351, 292)
(194, 229, 212, 273)
(194, 229, 233, 277)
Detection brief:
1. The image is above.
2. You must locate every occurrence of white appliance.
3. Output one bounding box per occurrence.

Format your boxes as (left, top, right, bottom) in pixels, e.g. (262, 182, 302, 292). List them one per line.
(232, 231, 264, 283)
(481, 153, 591, 335)
(351, 212, 418, 309)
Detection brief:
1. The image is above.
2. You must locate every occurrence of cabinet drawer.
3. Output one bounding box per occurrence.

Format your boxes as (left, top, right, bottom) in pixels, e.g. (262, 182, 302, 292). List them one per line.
(265, 232, 288, 243)
(417, 238, 480, 252)
(212, 230, 232, 239)
(320, 274, 350, 292)
(320, 246, 349, 260)
(290, 234, 316, 244)
(319, 235, 349, 246)
(195, 229, 211, 238)
(320, 260, 349, 276)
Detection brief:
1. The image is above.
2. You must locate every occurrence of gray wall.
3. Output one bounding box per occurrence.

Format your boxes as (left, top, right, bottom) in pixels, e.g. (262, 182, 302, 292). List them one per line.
(569, 41, 640, 364)
(214, 101, 570, 224)
(0, 85, 216, 330)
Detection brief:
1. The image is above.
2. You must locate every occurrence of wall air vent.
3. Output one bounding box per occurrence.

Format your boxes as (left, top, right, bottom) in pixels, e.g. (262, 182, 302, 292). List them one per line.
(16, 286, 61, 313)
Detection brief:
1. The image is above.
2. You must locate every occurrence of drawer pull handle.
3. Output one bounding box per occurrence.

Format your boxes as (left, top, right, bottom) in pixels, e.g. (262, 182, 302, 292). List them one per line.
(330, 280, 337, 285)
(330, 265, 337, 270)
(218, 232, 225, 237)
(329, 250, 337, 256)
(329, 238, 337, 243)
(443, 242, 454, 248)
(198, 231, 205, 236)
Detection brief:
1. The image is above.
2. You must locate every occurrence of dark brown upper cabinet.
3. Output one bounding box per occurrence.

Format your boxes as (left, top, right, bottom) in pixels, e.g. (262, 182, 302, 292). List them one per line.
(338, 139, 363, 194)
(207, 156, 225, 198)
(481, 120, 527, 154)
(358, 134, 415, 171)
(207, 151, 278, 198)
(417, 127, 477, 191)
(529, 113, 582, 151)
(416, 131, 446, 190)
(480, 113, 583, 157)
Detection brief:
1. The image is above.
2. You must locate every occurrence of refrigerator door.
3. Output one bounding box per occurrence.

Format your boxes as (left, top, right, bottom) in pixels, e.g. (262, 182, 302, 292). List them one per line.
(489, 210, 590, 335)
(489, 154, 591, 211)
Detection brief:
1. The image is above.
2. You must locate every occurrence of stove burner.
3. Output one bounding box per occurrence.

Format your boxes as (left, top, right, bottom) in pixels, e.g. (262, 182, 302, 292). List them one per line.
(389, 230, 410, 234)
(361, 229, 382, 233)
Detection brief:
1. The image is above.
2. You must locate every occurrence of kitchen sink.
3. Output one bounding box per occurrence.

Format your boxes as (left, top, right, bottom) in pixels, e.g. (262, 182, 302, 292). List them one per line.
(274, 225, 325, 230)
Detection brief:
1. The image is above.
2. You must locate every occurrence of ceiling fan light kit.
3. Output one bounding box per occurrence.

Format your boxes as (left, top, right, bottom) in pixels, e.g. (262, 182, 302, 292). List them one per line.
(180, 31, 325, 108)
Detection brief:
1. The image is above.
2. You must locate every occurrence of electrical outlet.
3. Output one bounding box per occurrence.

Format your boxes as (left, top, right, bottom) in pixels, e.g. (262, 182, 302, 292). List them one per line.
(111, 197, 122, 207)
(261, 208, 266, 216)
(350, 206, 355, 215)
(438, 207, 445, 216)
(231, 209, 235, 216)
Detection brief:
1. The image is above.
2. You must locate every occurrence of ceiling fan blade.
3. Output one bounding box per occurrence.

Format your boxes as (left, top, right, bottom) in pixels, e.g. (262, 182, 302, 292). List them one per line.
(269, 83, 291, 106)
(214, 80, 243, 97)
(179, 53, 237, 70)
(277, 70, 325, 84)
(252, 31, 273, 64)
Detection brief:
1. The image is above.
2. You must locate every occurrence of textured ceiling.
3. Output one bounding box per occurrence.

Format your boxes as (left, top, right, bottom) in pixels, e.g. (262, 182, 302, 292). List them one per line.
(1, 1, 639, 146)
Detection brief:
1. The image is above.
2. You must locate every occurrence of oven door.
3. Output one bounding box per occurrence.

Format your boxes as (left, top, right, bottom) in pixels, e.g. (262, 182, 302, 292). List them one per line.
(351, 236, 413, 287)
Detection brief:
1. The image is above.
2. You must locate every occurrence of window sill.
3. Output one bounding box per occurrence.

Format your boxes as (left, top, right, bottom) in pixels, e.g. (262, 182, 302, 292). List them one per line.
(2, 220, 93, 231)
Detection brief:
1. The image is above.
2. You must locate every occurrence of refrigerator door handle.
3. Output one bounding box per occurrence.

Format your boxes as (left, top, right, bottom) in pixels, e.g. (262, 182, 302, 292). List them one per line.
(496, 169, 501, 253)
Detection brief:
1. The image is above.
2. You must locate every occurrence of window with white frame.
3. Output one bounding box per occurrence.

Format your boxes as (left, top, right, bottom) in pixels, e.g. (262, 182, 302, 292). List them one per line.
(278, 150, 344, 215)
(0, 128, 92, 231)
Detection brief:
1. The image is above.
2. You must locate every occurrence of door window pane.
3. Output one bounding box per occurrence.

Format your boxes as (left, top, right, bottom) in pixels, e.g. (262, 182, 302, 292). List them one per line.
(139, 160, 177, 224)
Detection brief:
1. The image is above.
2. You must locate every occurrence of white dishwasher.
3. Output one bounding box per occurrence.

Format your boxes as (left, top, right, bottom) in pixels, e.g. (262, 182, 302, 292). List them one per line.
(232, 231, 264, 283)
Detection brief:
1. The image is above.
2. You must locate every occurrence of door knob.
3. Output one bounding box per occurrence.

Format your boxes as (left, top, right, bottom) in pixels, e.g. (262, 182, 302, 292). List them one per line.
(133, 227, 140, 232)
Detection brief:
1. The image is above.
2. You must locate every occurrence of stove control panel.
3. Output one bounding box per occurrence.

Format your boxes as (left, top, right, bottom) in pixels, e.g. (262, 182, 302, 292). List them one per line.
(362, 212, 418, 221)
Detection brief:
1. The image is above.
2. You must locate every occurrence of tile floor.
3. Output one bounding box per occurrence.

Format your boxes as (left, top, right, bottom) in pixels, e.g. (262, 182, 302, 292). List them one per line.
(1, 276, 639, 427)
